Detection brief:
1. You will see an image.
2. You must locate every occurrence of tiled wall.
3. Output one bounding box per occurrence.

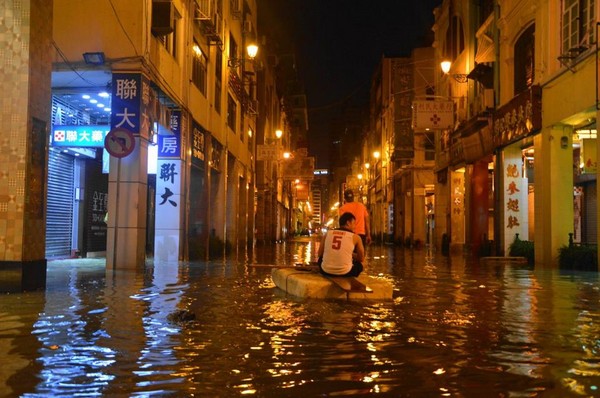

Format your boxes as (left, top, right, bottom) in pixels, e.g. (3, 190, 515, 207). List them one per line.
(0, 0, 52, 262)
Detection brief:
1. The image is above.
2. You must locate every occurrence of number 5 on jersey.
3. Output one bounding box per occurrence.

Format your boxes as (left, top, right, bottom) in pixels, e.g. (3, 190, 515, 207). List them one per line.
(331, 235, 342, 250)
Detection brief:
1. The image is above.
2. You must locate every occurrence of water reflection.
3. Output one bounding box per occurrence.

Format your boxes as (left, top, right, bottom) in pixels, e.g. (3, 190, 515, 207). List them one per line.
(0, 244, 599, 396)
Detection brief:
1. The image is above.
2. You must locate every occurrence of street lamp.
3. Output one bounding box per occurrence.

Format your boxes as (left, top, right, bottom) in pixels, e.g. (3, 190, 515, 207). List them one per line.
(228, 43, 260, 68)
(246, 43, 258, 59)
(440, 59, 468, 83)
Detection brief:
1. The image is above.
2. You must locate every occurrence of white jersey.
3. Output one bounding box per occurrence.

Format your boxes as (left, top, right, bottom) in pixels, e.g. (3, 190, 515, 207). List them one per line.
(321, 229, 355, 275)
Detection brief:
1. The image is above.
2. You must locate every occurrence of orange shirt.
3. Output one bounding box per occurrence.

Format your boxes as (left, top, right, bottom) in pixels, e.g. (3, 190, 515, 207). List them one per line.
(338, 201, 369, 235)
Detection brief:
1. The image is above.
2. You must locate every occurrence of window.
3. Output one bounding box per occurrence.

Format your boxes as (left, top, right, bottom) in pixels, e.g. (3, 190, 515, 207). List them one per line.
(192, 40, 207, 95)
(514, 24, 535, 95)
(229, 34, 238, 64)
(444, 15, 465, 60)
(215, 48, 222, 114)
(562, 0, 596, 53)
(479, 0, 494, 22)
(157, 10, 179, 59)
(227, 94, 237, 131)
(424, 133, 435, 161)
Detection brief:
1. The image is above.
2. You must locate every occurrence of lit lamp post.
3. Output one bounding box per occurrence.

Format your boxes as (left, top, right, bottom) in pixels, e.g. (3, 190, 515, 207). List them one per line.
(372, 150, 384, 243)
(440, 59, 468, 83)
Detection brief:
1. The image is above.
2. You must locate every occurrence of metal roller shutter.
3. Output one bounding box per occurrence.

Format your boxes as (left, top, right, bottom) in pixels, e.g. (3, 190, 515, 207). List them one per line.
(45, 149, 74, 258)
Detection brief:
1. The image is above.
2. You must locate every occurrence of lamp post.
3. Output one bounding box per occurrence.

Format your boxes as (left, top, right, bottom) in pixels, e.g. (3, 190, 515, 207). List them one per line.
(440, 59, 468, 83)
(371, 150, 385, 243)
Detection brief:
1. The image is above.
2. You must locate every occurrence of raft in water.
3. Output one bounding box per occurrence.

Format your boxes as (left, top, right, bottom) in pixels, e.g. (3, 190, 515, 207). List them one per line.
(271, 268, 394, 300)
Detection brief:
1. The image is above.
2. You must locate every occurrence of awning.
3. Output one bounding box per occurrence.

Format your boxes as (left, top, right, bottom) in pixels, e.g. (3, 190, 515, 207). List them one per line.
(475, 33, 495, 64)
(467, 63, 493, 89)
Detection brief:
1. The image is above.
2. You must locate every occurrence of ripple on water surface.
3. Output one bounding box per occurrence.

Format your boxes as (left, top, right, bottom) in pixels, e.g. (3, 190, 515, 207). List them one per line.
(1, 247, 600, 396)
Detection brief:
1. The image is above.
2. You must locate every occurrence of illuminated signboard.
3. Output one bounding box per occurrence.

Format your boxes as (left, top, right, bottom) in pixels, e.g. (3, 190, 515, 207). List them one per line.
(51, 125, 110, 148)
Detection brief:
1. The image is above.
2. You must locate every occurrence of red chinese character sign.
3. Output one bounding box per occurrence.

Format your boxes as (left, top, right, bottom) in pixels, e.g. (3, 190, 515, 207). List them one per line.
(503, 144, 529, 254)
(412, 100, 454, 130)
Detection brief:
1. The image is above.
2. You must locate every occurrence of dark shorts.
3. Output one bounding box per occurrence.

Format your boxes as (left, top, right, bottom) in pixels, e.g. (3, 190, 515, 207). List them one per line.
(318, 259, 363, 277)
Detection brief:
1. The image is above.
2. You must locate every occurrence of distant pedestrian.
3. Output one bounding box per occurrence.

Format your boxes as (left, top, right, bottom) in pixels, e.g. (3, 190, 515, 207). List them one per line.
(317, 212, 364, 277)
(339, 189, 371, 246)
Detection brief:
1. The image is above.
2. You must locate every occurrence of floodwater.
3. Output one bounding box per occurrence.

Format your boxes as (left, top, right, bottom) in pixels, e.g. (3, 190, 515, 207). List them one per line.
(1, 240, 600, 397)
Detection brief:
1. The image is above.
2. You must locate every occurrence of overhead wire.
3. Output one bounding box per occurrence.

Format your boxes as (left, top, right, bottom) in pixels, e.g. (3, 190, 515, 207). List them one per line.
(52, 41, 98, 87)
(107, 0, 139, 56)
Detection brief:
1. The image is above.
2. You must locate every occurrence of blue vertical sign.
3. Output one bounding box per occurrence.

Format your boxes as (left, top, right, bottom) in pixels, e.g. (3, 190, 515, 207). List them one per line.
(158, 110, 181, 159)
(111, 73, 142, 134)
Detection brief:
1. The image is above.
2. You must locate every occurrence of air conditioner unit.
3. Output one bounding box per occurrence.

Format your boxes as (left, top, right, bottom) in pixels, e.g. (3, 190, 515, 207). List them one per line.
(152, 1, 174, 36)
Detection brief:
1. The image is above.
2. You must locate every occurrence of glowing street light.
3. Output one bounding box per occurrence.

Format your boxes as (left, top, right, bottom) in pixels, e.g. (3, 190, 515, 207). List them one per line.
(246, 43, 258, 59)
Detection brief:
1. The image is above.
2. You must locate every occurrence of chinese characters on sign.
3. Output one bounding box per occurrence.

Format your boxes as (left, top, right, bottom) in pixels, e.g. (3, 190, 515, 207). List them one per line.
(111, 73, 143, 138)
(412, 100, 454, 130)
(191, 121, 206, 169)
(493, 86, 541, 146)
(51, 125, 111, 148)
(155, 159, 182, 261)
(502, 146, 529, 253)
(158, 110, 181, 159)
(257, 144, 281, 161)
(156, 160, 181, 218)
(505, 163, 520, 229)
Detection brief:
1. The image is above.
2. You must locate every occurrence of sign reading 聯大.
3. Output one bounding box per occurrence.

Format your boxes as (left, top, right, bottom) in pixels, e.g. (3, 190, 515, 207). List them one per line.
(51, 125, 110, 148)
(111, 72, 143, 136)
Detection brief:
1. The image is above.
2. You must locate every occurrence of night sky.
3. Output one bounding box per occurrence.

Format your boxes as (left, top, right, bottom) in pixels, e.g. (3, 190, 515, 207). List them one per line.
(258, 1, 443, 168)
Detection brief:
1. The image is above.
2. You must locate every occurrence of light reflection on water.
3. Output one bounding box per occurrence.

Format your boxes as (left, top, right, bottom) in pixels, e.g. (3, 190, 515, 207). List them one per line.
(0, 241, 599, 396)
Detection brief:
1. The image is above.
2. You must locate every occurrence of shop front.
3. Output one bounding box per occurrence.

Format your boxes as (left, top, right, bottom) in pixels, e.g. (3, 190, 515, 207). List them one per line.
(48, 71, 182, 263)
(492, 85, 542, 256)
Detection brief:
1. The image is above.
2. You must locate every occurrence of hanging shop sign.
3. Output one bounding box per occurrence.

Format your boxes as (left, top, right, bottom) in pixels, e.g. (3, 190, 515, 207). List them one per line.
(257, 144, 281, 161)
(412, 100, 454, 130)
(158, 110, 181, 159)
(282, 156, 315, 181)
(51, 125, 111, 148)
(190, 121, 207, 168)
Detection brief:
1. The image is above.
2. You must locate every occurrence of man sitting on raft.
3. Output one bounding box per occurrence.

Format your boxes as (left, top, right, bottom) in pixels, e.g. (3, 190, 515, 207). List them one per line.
(317, 212, 365, 277)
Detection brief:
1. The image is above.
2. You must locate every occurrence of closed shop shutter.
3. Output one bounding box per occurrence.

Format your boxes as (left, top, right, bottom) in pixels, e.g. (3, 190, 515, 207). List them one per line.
(585, 182, 597, 245)
(46, 150, 74, 258)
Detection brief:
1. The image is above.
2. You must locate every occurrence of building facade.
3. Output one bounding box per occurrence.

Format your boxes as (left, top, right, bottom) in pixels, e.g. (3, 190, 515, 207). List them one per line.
(432, 0, 599, 267)
(0, 0, 312, 290)
(360, 50, 437, 246)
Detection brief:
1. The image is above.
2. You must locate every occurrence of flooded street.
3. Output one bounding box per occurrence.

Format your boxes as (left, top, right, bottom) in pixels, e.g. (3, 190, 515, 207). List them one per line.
(1, 240, 600, 397)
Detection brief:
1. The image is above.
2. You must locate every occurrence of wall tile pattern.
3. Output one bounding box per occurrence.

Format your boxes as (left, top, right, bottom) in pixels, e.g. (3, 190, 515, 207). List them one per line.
(0, 0, 52, 262)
